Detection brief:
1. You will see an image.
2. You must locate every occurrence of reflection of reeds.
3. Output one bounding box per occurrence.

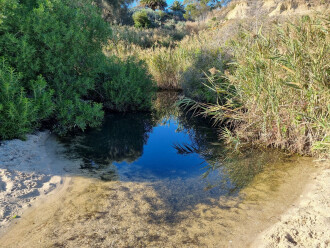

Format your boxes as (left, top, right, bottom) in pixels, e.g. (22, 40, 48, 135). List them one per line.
(172, 143, 199, 155)
(152, 92, 181, 123)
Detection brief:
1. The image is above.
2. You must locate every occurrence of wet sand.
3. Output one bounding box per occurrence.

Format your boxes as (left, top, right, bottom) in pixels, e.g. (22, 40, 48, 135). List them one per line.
(0, 153, 322, 247)
(253, 164, 330, 248)
(0, 132, 66, 231)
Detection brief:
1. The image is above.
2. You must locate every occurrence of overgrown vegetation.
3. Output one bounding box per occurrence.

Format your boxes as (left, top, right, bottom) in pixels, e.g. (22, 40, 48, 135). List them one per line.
(96, 56, 156, 111)
(1, 0, 328, 159)
(184, 16, 330, 157)
(0, 0, 155, 138)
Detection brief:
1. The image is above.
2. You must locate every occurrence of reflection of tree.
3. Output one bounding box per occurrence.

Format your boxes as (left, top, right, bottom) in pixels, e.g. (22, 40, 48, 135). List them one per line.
(152, 91, 181, 123)
(60, 113, 155, 169)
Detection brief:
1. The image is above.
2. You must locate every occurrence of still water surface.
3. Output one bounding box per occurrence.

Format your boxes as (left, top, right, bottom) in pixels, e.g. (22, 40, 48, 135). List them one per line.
(56, 93, 280, 207)
(0, 92, 317, 247)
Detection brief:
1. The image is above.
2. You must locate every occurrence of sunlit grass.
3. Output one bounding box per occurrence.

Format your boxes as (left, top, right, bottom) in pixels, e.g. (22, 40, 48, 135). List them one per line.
(186, 15, 330, 157)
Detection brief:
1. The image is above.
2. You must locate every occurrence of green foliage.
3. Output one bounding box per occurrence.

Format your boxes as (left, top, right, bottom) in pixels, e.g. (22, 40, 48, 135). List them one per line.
(0, 0, 156, 139)
(0, 0, 111, 135)
(54, 98, 104, 135)
(0, 59, 53, 139)
(184, 4, 198, 20)
(181, 48, 224, 103)
(170, 1, 185, 12)
(95, 0, 135, 24)
(133, 10, 151, 28)
(183, 1, 209, 20)
(139, 0, 168, 11)
(97, 57, 156, 111)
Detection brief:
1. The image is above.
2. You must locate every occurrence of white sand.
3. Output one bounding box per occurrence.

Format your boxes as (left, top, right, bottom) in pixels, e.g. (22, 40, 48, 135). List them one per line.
(252, 163, 330, 248)
(0, 132, 65, 231)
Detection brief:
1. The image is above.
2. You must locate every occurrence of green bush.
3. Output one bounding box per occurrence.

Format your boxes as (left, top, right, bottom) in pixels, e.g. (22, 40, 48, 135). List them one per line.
(0, 0, 157, 139)
(54, 97, 104, 135)
(133, 10, 151, 28)
(96, 57, 156, 111)
(0, 0, 110, 134)
(0, 59, 53, 139)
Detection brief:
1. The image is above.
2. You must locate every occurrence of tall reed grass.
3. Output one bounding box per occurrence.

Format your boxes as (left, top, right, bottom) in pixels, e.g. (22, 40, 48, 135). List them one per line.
(187, 15, 330, 158)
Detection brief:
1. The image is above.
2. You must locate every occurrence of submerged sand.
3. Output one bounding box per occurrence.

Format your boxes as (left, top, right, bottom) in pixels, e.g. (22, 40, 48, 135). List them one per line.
(253, 165, 330, 248)
(0, 132, 329, 247)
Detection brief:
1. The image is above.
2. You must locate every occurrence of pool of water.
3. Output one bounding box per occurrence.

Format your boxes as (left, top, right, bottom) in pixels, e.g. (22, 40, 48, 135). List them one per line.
(52, 93, 293, 212)
(1, 93, 318, 247)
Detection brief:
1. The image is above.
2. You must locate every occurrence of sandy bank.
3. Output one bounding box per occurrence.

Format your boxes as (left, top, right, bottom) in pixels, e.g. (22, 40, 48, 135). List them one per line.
(252, 162, 330, 248)
(0, 132, 66, 232)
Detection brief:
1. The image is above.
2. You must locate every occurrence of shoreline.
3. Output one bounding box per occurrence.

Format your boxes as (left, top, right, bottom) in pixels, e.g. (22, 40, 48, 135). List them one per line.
(0, 132, 67, 233)
(252, 162, 330, 247)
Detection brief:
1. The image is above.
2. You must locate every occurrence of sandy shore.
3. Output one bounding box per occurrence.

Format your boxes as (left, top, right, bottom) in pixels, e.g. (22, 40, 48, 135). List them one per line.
(0, 132, 65, 232)
(252, 163, 330, 248)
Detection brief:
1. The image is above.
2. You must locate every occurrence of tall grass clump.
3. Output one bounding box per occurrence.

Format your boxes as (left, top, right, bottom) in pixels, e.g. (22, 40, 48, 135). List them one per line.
(141, 31, 223, 92)
(193, 15, 330, 157)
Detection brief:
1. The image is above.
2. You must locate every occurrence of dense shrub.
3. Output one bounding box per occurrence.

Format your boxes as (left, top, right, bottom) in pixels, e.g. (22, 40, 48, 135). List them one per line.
(133, 10, 151, 28)
(54, 97, 104, 135)
(0, 0, 156, 139)
(130, 8, 176, 29)
(181, 48, 223, 103)
(96, 57, 156, 111)
(0, 0, 110, 135)
(0, 59, 53, 139)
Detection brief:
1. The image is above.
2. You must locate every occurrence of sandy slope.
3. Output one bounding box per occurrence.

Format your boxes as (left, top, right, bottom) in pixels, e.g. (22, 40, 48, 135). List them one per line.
(0, 132, 64, 231)
(252, 163, 330, 248)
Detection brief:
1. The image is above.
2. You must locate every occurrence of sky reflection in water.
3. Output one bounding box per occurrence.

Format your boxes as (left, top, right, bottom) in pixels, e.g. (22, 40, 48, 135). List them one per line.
(57, 93, 286, 207)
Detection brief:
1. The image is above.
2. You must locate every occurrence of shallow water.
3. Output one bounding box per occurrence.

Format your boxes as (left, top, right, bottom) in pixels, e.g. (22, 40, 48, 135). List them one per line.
(0, 92, 319, 247)
(54, 93, 291, 213)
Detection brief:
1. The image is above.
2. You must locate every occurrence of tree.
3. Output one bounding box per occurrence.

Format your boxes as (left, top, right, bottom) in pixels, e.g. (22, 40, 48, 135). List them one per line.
(139, 0, 168, 11)
(183, 0, 215, 20)
(183, 3, 199, 20)
(133, 10, 151, 28)
(170, 0, 185, 12)
(95, 0, 135, 24)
